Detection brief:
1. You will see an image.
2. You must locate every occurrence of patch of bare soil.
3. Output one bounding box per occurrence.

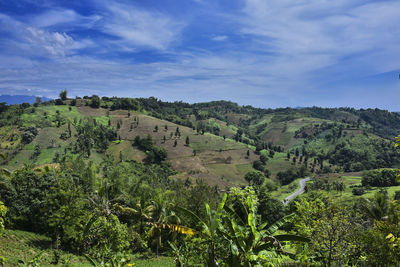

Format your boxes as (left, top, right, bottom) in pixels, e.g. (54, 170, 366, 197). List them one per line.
(77, 106, 108, 117)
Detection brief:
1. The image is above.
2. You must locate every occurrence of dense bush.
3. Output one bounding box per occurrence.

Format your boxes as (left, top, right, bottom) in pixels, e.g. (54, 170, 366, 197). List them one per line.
(362, 168, 399, 187)
(277, 166, 308, 185)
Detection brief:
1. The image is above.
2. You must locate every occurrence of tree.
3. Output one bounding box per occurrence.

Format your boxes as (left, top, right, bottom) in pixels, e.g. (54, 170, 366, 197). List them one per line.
(293, 195, 356, 266)
(34, 96, 41, 107)
(145, 147, 168, 164)
(257, 188, 285, 225)
(59, 90, 67, 101)
(32, 144, 41, 159)
(90, 95, 101, 108)
(252, 160, 264, 172)
(185, 136, 190, 146)
(260, 154, 268, 164)
(0, 201, 6, 235)
(244, 171, 265, 186)
(362, 192, 390, 221)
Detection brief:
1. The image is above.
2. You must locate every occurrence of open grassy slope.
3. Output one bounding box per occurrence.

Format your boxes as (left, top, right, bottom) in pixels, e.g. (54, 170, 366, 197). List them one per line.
(1, 105, 254, 188)
(110, 110, 251, 187)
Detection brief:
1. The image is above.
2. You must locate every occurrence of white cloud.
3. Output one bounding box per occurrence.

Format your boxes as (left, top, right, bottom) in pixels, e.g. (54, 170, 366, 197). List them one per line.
(211, 35, 228, 41)
(240, 0, 400, 72)
(99, 2, 184, 50)
(29, 9, 101, 28)
(0, 14, 92, 58)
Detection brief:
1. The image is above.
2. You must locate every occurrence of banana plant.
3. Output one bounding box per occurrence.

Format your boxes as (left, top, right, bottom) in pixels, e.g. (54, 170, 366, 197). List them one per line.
(177, 193, 228, 266)
(221, 195, 309, 266)
(175, 192, 308, 266)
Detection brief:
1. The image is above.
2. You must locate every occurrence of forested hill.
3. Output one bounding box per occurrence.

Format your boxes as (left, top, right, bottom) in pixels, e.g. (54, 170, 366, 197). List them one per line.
(1, 96, 400, 187)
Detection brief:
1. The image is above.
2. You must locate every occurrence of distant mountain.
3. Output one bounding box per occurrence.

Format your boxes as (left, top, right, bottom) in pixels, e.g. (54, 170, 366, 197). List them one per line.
(0, 94, 52, 105)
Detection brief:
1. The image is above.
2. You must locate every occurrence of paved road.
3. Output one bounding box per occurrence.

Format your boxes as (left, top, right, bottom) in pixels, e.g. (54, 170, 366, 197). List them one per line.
(282, 177, 310, 205)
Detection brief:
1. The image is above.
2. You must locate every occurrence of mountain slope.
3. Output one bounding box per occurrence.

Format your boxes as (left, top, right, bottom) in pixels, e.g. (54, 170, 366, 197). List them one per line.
(1, 96, 400, 188)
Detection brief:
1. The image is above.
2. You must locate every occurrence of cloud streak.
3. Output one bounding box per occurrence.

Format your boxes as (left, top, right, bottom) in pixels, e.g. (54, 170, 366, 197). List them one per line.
(99, 2, 185, 50)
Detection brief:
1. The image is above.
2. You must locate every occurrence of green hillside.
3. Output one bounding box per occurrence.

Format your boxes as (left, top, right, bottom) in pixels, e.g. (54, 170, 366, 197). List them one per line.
(2, 96, 400, 266)
(1, 97, 400, 185)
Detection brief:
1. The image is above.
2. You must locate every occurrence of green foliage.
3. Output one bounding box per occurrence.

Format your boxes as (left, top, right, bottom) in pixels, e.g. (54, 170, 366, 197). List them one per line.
(59, 90, 68, 101)
(0, 167, 59, 232)
(277, 166, 308, 185)
(244, 170, 265, 186)
(307, 177, 345, 192)
(84, 214, 131, 255)
(0, 201, 6, 235)
(292, 195, 358, 266)
(174, 188, 308, 266)
(76, 119, 117, 156)
(257, 188, 285, 226)
(21, 126, 38, 144)
(362, 168, 399, 187)
(134, 135, 168, 164)
(110, 98, 140, 111)
(90, 95, 101, 108)
(361, 191, 390, 221)
(17, 251, 44, 267)
(357, 200, 400, 266)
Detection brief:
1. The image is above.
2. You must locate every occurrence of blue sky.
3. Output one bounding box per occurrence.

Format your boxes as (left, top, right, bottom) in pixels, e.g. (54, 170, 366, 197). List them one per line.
(0, 0, 399, 110)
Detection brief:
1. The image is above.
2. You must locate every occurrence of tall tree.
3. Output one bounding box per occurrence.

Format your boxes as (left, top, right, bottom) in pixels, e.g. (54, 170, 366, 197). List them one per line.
(59, 90, 67, 101)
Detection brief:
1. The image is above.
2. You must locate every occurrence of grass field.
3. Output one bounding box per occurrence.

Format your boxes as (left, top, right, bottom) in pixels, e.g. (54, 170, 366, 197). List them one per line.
(190, 133, 245, 152)
(21, 106, 84, 128)
(0, 126, 21, 150)
(0, 229, 87, 267)
(107, 140, 146, 163)
(310, 174, 400, 203)
(270, 178, 302, 201)
(133, 256, 174, 267)
(265, 152, 293, 178)
(206, 162, 252, 186)
(0, 229, 174, 267)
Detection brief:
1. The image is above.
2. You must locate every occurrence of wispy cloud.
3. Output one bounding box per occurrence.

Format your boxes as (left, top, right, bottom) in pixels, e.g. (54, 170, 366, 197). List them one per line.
(99, 2, 185, 50)
(29, 9, 100, 28)
(211, 35, 228, 41)
(240, 0, 400, 74)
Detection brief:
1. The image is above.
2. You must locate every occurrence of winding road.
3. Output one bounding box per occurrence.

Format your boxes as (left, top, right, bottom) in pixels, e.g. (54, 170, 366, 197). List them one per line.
(282, 177, 310, 205)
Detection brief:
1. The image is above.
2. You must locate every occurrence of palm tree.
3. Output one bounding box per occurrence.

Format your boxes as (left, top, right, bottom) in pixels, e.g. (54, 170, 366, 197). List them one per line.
(135, 199, 155, 234)
(364, 192, 390, 221)
(148, 195, 180, 256)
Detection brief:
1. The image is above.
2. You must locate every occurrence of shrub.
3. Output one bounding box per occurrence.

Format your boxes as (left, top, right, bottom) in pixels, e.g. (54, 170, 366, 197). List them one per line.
(362, 169, 399, 187)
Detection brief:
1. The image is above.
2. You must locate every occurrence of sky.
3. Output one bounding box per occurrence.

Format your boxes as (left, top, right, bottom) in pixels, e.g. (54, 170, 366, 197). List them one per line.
(0, 0, 399, 110)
